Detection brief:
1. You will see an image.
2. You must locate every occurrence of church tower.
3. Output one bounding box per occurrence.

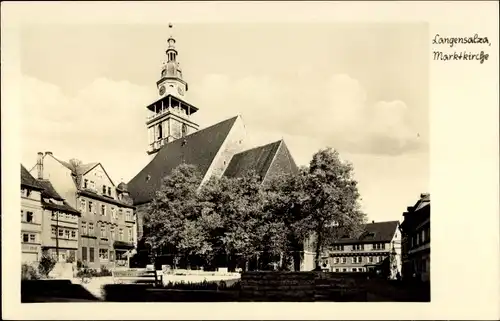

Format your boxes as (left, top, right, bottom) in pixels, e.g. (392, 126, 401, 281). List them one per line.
(145, 23, 199, 156)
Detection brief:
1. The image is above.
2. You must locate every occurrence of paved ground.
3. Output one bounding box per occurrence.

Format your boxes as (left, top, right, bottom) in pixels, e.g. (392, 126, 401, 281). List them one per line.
(71, 277, 113, 300)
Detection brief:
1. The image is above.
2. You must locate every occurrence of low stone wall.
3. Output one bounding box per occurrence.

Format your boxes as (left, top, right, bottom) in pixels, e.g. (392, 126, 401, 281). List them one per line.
(240, 272, 368, 301)
(240, 272, 315, 301)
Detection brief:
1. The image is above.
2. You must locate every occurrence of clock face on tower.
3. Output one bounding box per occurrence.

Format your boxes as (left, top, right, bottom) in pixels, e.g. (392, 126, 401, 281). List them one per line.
(159, 85, 166, 96)
(178, 86, 184, 96)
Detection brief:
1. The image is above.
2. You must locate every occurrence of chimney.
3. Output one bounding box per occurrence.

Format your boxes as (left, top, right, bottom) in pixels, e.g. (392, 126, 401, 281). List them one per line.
(36, 152, 44, 179)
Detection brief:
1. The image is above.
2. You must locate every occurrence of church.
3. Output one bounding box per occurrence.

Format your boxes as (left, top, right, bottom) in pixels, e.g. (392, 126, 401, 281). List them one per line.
(127, 25, 300, 266)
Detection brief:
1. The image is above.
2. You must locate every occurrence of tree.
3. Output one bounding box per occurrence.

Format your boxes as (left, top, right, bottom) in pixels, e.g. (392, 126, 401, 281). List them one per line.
(303, 148, 366, 270)
(143, 164, 206, 280)
(198, 171, 264, 270)
(68, 158, 83, 172)
(38, 253, 56, 278)
(260, 169, 310, 270)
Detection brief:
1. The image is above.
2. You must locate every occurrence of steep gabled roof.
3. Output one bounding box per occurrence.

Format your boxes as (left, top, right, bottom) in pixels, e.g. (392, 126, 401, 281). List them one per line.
(55, 158, 115, 188)
(333, 220, 400, 245)
(41, 199, 81, 216)
(36, 179, 64, 201)
(21, 164, 42, 190)
(413, 193, 430, 212)
(128, 116, 239, 205)
(400, 193, 430, 231)
(223, 140, 282, 180)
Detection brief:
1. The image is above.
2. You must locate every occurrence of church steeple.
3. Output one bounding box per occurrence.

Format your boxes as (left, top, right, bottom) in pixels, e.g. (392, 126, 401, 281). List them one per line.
(158, 23, 187, 97)
(146, 23, 199, 157)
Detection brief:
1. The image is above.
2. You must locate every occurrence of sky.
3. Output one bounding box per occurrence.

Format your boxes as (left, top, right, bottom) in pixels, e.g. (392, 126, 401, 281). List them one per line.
(19, 23, 429, 223)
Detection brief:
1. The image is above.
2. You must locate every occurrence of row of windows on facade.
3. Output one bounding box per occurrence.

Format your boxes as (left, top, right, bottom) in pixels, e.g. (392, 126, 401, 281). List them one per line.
(153, 122, 188, 141)
(51, 226, 77, 240)
(83, 172, 111, 196)
(21, 233, 37, 243)
(22, 209, 81, 224)
(83, 179, 113, 197)
(332, 243, 388, 251)
(410, 226, 430, 248)
(81, 222, 133, 242)
(81, 247, 128, 262)
(332, 256, 386, 264)
(79, 199, 133, 221)
(21, 210, 35, 223)
(51, 211, 78, 222)
(333, 267, 366, 273)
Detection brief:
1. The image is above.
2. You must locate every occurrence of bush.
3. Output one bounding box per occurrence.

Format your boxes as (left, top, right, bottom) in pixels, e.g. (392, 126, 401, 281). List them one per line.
(76, 260, 83, 270)
(38, 254, 56, 277)
(75, 265, 112, 278)
(21, 263, 40, 280)
(162, 279, 240, 291)
(99, 265, 112, 277)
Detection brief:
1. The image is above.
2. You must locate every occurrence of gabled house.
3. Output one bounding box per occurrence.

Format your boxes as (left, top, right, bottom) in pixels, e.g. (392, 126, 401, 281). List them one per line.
(325, 220, 402, 278)
(29, 152, 136, 269)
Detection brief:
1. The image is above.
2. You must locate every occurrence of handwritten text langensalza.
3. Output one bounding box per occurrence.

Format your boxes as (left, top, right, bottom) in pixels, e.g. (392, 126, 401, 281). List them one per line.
(432, 33, 490, 64)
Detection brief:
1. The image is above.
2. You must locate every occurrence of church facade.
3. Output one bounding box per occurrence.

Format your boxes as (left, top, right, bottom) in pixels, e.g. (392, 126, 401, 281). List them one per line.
(127, 25, 300, 268)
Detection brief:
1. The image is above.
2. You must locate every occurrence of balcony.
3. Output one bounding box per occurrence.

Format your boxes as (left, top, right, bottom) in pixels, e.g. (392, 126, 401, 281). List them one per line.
(147, 105, 190, 122)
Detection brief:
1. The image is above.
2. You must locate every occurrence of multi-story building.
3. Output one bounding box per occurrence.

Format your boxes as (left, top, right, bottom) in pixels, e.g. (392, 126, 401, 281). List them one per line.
(325, 220, 402, 279)
(21, 165, 44, 263)
(29, 152, 136, 269)
(400, 193, 430, 282)
(36, 179, 81, 263)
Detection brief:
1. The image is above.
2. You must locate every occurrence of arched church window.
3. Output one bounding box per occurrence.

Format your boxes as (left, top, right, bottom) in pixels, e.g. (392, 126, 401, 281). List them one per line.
(181, 124, 187, 137)
(157, 124, 163, 140)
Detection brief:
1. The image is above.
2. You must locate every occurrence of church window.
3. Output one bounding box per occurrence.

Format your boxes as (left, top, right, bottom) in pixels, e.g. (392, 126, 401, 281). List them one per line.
(157, 124, 163, 140)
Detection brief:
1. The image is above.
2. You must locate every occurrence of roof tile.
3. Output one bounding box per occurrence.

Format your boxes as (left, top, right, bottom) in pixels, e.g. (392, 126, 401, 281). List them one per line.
(128, 116, 239, 205)
(223, 140, 282, 179)
(21, 165, 42, 189)
(333, 220, 399, 244)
